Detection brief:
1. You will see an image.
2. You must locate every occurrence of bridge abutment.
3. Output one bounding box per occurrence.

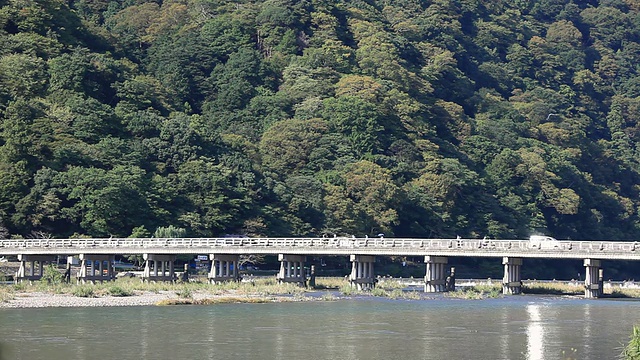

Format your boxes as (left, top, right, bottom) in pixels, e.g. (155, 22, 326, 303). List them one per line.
(277, 254, 306, 286)
(208, 254, 240, 284)
(584, 259, 602, 298)
(502, 257, 523, 295)
(424, 256, 448, 292)
(350, 255, 376, 290)
(78, 254, 115, 284)
(142, 254, 176, 282)
(15, 255, 57, 283)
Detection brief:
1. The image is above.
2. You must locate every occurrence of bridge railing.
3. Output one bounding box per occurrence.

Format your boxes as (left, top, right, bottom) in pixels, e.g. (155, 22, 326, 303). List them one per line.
(1, 237, 639, 254)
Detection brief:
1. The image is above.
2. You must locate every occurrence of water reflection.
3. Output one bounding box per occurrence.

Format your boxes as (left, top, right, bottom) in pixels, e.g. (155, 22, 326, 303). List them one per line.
(139, 307, 149, 359)
(73, 309, 88, 359)
(274, 308, 285, 359)
(526, 303, 544, 360)
(583, 303, 592, 359)
(500, 306, 510, 359)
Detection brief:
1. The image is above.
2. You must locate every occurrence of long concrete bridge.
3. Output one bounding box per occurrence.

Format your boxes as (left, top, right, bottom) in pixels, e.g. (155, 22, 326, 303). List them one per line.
(2, 237, 639, 298)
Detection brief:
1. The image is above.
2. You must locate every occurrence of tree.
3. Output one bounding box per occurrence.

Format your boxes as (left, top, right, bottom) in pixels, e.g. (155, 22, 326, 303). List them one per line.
(55, 165, 152, 237)
(0, 53, 47, 99)
(321, 96, 384, 156)
(341, 160, 401, 235)
(259, 118, 328, 176)
(154, 225, 187, 238)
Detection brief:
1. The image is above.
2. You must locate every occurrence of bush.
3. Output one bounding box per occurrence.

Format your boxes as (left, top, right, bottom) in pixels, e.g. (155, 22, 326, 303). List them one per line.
(72, 285, 95, 298)
(623, 325, 640, 360)
(339, 283, 357, 296)
(41, 264, 64, 285)
(176, 288, 192, 298)
(370, 287, 388, 297)
(107, 286, 133, 297)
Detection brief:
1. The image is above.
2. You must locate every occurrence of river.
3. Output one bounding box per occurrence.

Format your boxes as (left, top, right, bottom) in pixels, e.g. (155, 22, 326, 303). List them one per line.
(1, 295, 638, 360)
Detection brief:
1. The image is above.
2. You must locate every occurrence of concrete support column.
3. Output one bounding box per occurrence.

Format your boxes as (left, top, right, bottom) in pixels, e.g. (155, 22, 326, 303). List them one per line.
(277, 254, 306, 286)
(208, 254, 240, 284)
(502, 257, 523, 295)
(424, 256, 448, 292)
(92, 260, 97, 277)
(142, 254, 176, 282)
(584, 259, 602, 298)
(15, 255, 57, 283)
(349, 255, 376, 290)
(78, 254, 116, 284)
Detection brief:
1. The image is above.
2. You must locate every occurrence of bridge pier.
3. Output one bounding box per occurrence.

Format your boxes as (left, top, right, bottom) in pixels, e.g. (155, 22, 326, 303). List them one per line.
(277, 254, 306, 286)
(142, 254, 176, 282)
(208, 254, 240, 284)
(584, 259, 602, 298)
(15, 255, 57, 283)
(502, 257, 523, 295)
(350, 255, 376, 290)
(424, 256, 448, 292)
(77, 254, 115, 284)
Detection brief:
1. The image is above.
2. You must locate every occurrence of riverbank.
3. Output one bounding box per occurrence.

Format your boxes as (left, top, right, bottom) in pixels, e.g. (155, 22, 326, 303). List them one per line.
(0, 290, 316, 308)
(0, 277, 328, 308)
(2, 276, 640, 308)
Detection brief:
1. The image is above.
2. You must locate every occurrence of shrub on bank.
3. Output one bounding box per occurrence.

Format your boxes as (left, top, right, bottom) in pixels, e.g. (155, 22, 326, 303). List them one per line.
(106, 286, 133, 297)
(623, 325, 640, 360)
(72, 285, 95, 297)
(0, 287, 13, 303)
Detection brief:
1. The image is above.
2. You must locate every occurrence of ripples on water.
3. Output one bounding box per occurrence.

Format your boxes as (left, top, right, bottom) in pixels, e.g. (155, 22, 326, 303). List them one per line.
(1, 295, 639, 360)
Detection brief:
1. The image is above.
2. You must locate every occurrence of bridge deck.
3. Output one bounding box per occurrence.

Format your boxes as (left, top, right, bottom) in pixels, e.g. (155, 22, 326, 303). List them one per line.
(1, 238, 639, 260)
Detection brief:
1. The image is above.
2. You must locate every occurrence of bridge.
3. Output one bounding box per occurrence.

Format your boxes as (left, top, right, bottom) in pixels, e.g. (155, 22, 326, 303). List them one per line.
(2, 237, 639, 298)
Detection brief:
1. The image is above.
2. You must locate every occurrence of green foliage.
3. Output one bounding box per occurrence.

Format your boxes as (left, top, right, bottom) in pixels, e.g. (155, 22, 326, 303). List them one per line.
(176, 288, 192, 299)
(154, 225, 186, 239)
(106, 285, 133, 297)
(2, 0, 640, 257)
(623, 326, 640, 360)
(72, 285, 95, 298)
(41, 264, 64, 285)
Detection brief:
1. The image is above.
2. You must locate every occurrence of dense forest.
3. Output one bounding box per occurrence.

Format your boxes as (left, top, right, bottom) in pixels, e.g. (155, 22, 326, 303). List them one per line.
(2, 0, 640, 242)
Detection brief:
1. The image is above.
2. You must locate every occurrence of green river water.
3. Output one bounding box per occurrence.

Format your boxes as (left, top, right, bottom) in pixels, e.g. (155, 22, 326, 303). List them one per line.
(1, 295, 638, 360)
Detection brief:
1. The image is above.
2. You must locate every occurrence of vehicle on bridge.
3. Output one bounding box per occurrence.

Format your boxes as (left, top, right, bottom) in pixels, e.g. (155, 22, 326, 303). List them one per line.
(528, 235, 558, 249)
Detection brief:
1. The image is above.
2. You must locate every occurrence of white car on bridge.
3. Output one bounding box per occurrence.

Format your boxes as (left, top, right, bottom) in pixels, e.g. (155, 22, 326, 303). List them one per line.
(529, 235, 559, 249)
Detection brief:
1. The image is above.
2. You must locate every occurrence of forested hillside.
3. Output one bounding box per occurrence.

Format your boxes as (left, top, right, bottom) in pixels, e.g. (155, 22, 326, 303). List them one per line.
(1, 0, 640, 240)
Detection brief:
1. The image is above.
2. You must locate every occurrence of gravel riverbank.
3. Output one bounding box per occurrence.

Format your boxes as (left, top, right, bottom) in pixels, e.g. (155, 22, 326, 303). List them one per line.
(0, 290, 311, 308)
(0, 291, 183, 308)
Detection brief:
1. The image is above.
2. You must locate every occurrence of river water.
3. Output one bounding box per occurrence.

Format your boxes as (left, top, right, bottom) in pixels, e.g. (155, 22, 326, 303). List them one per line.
(1, 295, 638, 360)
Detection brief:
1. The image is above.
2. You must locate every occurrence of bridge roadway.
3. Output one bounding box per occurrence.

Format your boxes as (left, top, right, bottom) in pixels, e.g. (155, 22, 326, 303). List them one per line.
(1, 237, 638, 298)
(1, 237, 639, 259)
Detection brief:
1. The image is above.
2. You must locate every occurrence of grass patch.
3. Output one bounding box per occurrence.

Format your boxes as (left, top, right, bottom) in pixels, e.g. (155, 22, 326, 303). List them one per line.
(623, 325, 640, 360)
(176, 288, 193, 298)
(156, 296, 279, 306)
(376, 280, 406, 290)
(105, 285, 133, 297)
(339, 283, 358, 296)
(0, 287, 14, 303)
(446, 284, 502, 299)
(522, 282, 582, 295)
(320, 292, 337, 301)
(387, 289, 421, 300)
(370, 287, 389, 297)
(314, 277, 349, 289)
(72, 285, 95, 298)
